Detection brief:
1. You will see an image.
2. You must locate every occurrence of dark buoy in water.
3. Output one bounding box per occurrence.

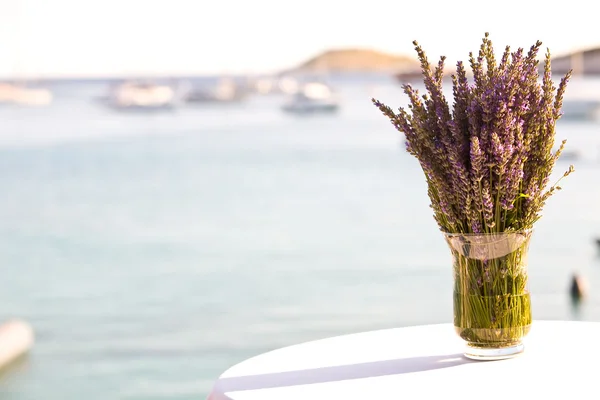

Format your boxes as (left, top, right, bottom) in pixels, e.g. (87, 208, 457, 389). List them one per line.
(570, 273, 587, 303)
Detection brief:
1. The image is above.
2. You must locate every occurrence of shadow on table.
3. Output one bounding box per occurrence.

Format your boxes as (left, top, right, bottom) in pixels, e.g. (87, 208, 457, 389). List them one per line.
(215, 353, 473, 392)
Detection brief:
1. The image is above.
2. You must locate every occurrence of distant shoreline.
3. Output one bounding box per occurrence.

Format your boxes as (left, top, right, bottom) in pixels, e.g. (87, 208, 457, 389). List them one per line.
(3, 46, 600, 82)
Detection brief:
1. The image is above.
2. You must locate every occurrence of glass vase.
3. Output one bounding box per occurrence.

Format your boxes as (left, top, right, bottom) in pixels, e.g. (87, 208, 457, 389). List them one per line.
(444, 230, 532, 360)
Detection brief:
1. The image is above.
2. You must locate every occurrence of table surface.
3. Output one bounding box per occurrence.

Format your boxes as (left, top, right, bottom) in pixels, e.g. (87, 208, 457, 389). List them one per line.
(207, 320, 599, 399)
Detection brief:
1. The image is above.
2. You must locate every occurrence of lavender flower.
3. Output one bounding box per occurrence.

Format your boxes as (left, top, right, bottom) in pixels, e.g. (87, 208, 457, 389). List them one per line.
(373, 33, 574, 233)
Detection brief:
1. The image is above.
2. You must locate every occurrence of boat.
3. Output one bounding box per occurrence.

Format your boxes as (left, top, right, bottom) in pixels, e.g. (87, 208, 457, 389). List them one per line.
(0, 320, 34, 371)
(249, 76, 299, 95)
(1, 5, 54, 107)
(556, 149, 580, 161)
(0, 82, 53, 106)
(106, 81, 176, 111)
(281, 82, 339, 114)
(183, 78, 247, 103)
(394, 69, 424, 84)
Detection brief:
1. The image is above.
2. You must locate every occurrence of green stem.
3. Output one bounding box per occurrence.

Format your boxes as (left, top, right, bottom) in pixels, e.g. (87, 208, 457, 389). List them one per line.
(452, 232, 532, 347)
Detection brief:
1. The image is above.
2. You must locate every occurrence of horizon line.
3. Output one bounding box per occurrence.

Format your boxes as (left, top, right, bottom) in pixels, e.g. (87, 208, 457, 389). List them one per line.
(0, 44, 595, 81)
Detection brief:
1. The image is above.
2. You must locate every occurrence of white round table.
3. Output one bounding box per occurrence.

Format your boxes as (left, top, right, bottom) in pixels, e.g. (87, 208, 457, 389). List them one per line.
(207, 320, 599, 399)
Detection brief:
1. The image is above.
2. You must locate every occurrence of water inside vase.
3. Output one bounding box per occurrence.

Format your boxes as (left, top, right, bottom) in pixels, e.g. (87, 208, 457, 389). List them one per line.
(453, 292, 532, 346)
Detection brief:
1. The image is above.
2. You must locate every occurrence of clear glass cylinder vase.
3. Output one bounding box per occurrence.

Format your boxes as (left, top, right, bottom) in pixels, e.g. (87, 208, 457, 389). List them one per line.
(444, 230, 532, 360)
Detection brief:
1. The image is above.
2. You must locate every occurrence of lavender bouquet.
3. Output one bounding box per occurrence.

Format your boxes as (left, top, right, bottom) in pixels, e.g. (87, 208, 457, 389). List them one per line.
(373, 34, 574, 357)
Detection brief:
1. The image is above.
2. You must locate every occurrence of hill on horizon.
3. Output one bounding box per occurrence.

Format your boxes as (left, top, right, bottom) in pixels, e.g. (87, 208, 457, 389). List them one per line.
(282, 48, 421, 75)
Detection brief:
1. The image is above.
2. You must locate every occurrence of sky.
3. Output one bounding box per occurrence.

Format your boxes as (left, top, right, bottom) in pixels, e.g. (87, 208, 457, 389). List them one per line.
(0, 0, 597, 78)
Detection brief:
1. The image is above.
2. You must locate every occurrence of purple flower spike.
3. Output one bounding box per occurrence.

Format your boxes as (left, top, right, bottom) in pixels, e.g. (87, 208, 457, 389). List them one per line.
(372, 33, 574, 234)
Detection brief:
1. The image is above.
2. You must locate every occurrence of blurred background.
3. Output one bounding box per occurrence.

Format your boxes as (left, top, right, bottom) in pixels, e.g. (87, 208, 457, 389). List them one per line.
(1, 0, 600, 398)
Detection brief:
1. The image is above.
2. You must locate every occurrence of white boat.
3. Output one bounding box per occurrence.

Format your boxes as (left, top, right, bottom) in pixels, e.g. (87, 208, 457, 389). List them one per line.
(107, 81, 176, 111)
(277, 77, 300, 95)
(251, 76, 299, 95)
(0, 82, 53, 106)
(560, 99, 600, 120)
(0, 320, 34, 370)
(2, 5, 53, 107)
(282, 82, 339, 114)
(183, 78, 247, 103)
